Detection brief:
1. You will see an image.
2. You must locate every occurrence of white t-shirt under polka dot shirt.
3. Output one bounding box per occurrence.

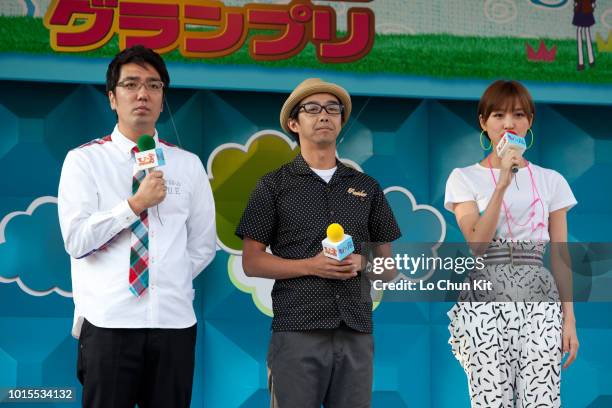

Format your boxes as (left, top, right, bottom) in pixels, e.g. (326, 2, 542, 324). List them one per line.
(311, 167, 337, 183)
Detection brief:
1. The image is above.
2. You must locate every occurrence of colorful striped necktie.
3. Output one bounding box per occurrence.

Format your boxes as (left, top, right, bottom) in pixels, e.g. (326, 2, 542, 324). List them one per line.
(129, 150, 149, 297)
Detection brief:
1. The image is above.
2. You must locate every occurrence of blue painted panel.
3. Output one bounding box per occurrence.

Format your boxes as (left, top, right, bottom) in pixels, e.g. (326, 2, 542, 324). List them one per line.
(0, 80, 610, 408)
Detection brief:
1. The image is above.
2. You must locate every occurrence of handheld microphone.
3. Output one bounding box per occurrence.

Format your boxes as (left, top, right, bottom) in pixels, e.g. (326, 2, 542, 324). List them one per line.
(135, 134, 165, 172)
(496, 131, 526, 173)
(322, 223, 354, 261)
(134, 134, 167, 224)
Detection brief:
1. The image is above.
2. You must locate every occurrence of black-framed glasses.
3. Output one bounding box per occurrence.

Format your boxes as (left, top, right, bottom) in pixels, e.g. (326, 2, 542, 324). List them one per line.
(298, 102, 344, 115)
(116, 79, 164, 92)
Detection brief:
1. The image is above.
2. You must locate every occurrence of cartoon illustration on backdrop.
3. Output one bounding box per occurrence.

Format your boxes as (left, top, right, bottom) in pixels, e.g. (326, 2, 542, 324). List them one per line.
(2, 0, 612, 83)
(573, 0, 597, 70)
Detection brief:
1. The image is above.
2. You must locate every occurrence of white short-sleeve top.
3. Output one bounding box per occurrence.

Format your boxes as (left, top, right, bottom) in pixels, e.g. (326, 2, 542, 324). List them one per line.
(444, 163, 577, 242)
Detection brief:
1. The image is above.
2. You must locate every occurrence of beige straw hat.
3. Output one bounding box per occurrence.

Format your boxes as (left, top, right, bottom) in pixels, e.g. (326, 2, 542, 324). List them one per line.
(280, 78, 352, 135)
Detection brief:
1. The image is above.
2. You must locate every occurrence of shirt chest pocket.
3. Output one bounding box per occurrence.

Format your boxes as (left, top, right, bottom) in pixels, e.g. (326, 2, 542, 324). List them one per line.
(335, 195, 371, 237)
(158, 180, 189, 216)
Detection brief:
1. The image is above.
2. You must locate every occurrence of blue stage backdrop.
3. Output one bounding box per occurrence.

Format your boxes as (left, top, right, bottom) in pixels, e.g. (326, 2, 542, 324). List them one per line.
(0, 79, 611, 408)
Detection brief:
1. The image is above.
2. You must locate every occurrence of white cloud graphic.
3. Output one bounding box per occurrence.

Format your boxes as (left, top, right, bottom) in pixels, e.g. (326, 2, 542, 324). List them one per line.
(0, 196, 72, 297)
(228, 253, 274, 317)
(383, 186, 446, 282)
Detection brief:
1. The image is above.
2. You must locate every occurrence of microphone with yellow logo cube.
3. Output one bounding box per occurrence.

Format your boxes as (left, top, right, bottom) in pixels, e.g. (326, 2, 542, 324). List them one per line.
(322, 223, 354, 261)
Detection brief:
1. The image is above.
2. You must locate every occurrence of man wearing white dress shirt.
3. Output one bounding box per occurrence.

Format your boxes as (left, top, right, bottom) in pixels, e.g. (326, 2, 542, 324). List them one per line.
(57, 45, 216, 408)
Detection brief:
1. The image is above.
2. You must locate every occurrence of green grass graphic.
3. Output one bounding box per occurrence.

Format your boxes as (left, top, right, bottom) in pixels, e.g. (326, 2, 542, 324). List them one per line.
(1, 16, 610, 83)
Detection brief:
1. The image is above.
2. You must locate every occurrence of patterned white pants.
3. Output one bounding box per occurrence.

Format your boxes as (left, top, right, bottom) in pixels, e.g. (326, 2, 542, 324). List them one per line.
(448, 301, 563, 407)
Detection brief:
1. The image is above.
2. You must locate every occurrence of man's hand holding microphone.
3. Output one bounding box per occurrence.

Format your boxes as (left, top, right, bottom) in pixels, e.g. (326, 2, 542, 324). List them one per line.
(128, 134, 167, 215)
(307, 223, 361, 280)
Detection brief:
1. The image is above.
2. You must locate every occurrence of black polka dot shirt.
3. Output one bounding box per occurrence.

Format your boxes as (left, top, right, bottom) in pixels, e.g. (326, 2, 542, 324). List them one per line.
(236, 153, 401, 333)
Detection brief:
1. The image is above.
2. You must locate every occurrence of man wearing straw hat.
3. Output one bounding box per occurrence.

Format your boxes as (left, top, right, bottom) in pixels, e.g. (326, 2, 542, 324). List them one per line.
(236, 78, 401, 407)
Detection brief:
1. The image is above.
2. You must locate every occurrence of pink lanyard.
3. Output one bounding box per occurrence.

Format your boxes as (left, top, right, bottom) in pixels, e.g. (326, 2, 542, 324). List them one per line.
(487, 157, 546, 240)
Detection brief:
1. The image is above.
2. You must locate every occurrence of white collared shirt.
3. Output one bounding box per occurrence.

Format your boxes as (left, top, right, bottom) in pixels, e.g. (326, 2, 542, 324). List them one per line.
(58, 126, 216, 338)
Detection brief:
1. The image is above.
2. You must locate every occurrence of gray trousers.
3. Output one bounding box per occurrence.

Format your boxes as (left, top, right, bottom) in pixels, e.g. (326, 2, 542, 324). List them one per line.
(267, 325, 373, 408)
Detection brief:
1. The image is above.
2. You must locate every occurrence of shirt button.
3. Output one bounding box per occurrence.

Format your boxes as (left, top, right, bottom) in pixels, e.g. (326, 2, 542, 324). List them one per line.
(330, 210, 335, 216)
(335, 294, 340, 299)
